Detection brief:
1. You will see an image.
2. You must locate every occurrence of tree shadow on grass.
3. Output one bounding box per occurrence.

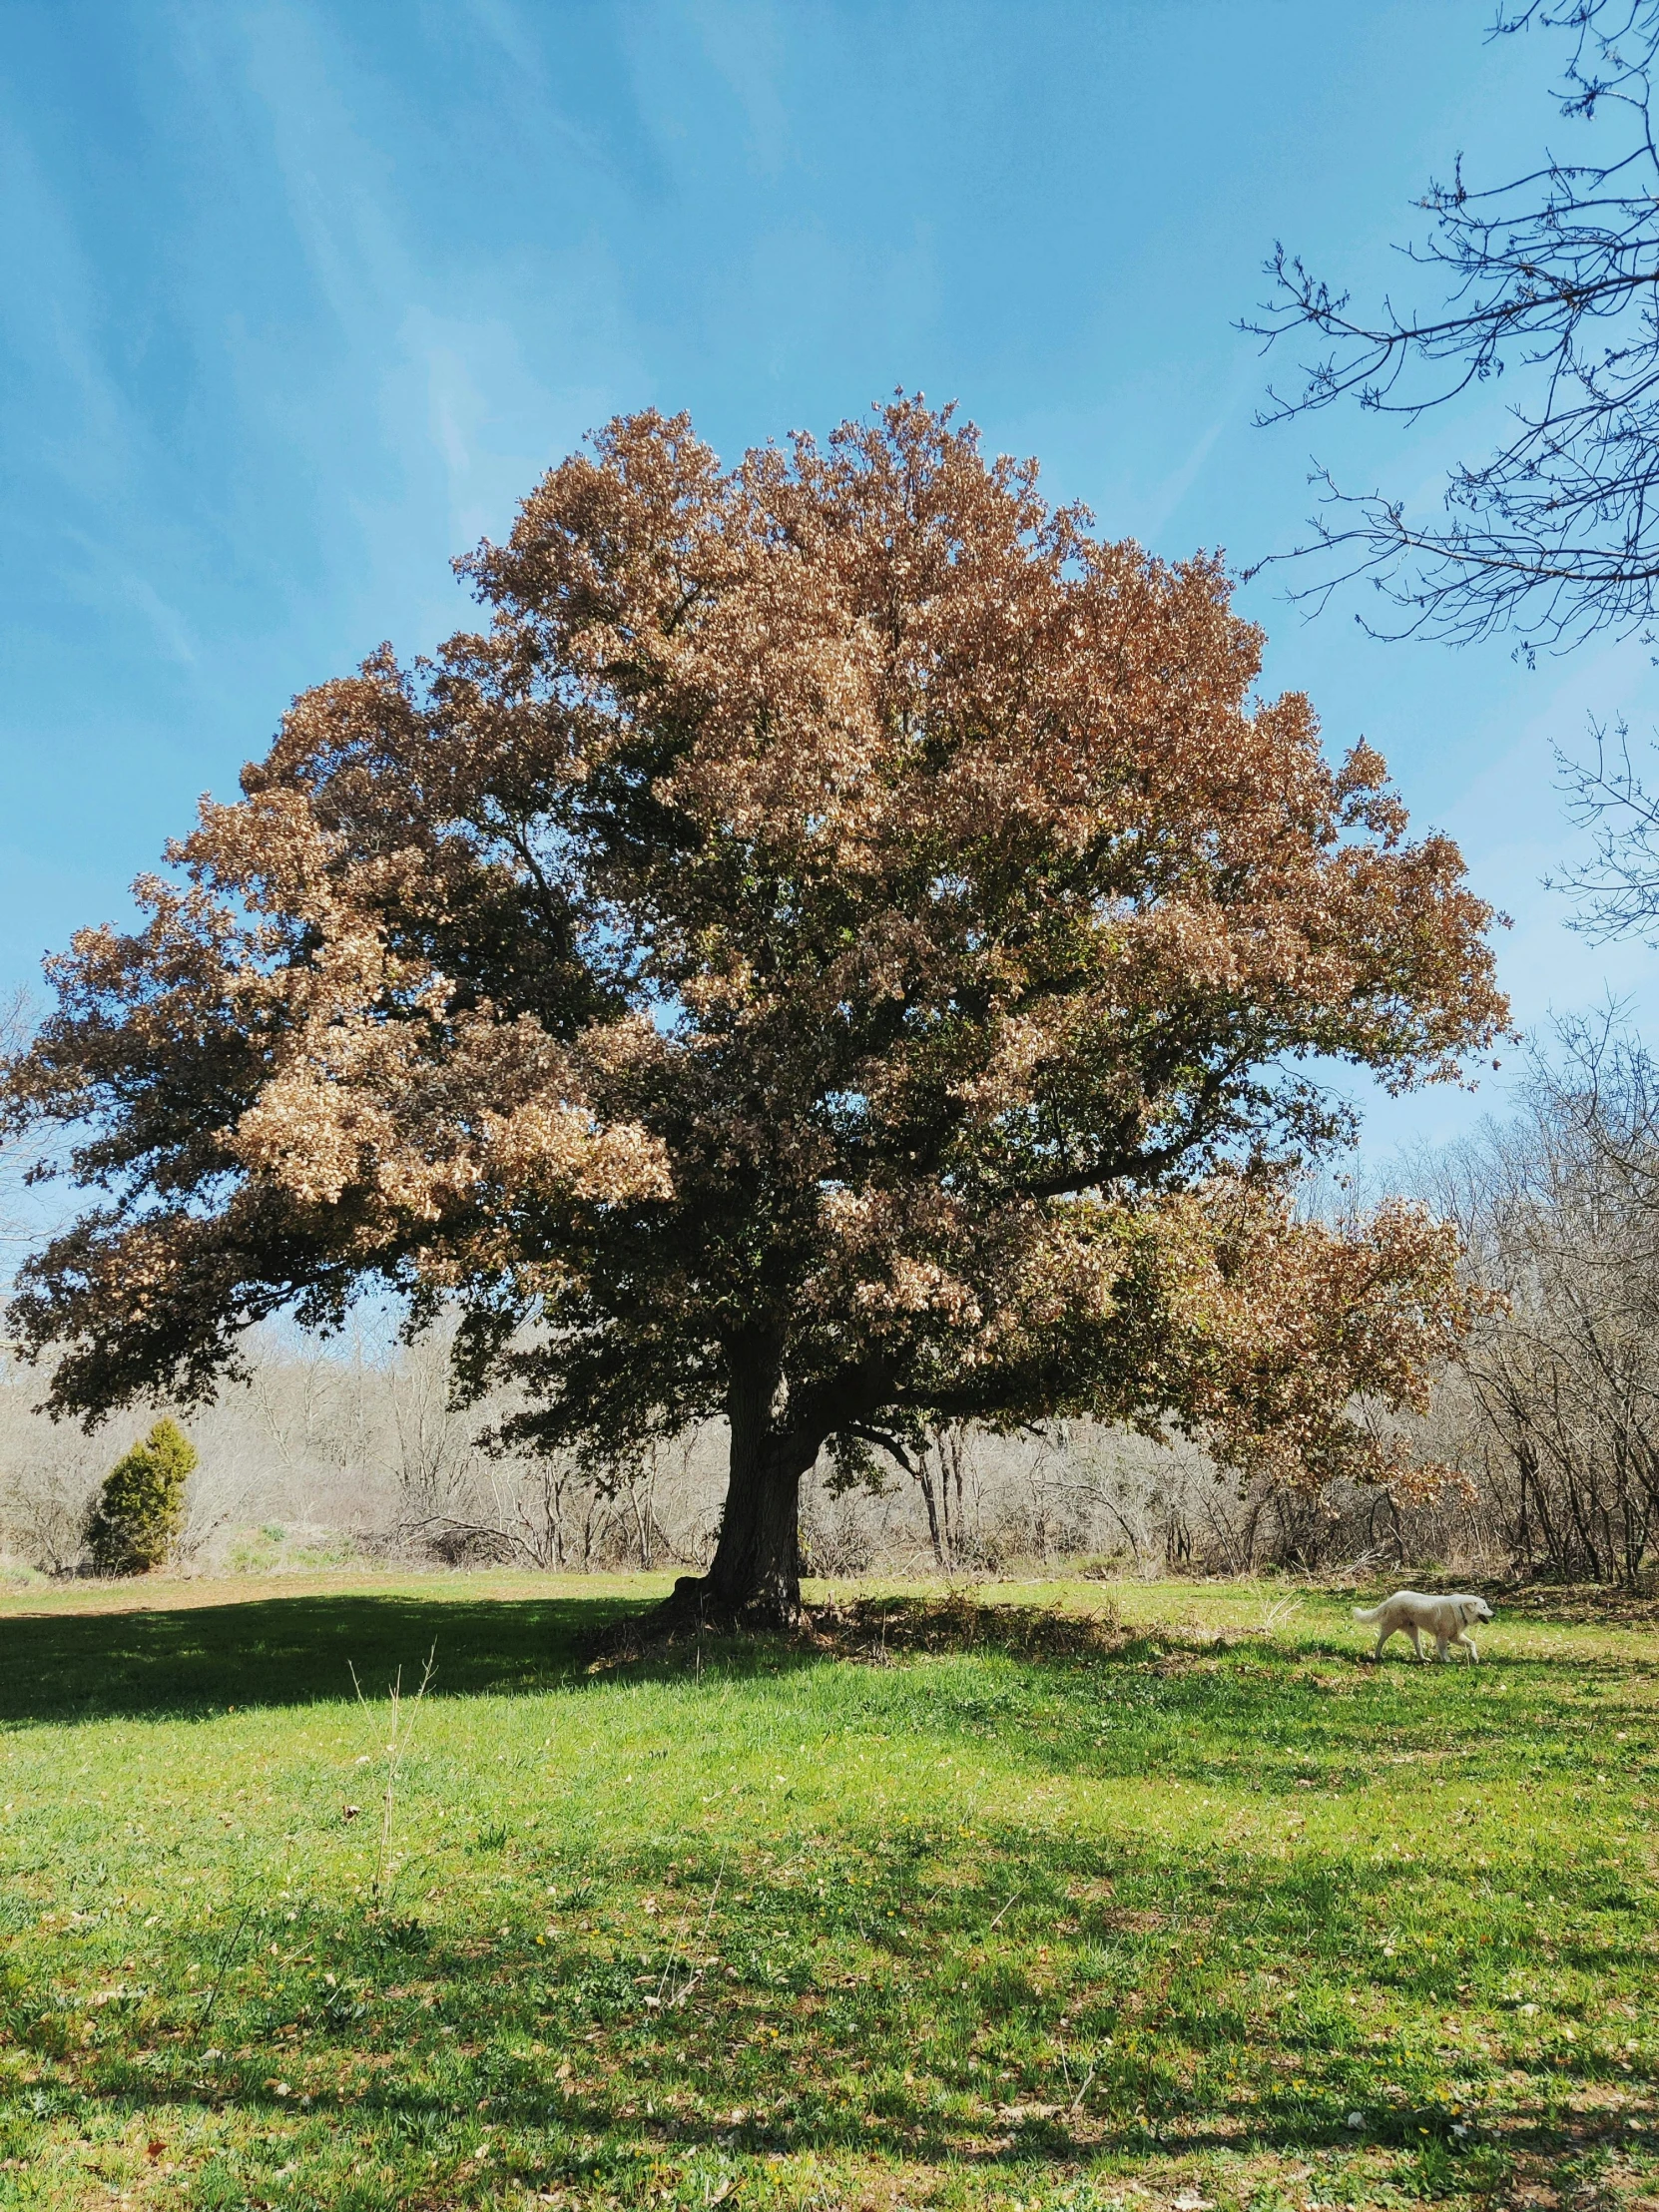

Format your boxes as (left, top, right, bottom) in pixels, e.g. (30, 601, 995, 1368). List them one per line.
(0, 1581, 1294, 1730)
(7, 1796, 1583, 2183)
(0, 1578, 1590, 1737)
(0, 1589, 657, 1726)
(0, 1586, 1080, 1728)
(18, 1855, 1617, 2195)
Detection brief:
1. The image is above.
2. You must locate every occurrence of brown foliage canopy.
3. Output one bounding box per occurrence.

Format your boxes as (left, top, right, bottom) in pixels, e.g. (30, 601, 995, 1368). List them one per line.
(4, 400, 1506, 1610)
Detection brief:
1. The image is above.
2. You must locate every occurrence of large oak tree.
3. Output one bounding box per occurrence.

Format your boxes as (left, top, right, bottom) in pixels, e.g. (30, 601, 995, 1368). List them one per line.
(5, 401, 1506, 1624)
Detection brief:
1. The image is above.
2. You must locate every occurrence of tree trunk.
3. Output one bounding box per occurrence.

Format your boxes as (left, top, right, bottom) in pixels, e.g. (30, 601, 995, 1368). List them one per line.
(916, 1458, 946, 1572)
(664, 1344, 816, 1629)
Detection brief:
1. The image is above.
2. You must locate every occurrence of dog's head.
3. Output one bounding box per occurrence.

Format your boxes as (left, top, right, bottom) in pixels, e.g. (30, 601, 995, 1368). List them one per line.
(1462, 1596, 1493, 1624)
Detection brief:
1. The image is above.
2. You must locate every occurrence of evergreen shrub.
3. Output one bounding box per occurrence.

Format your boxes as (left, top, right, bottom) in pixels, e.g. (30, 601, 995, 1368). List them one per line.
(85, 1417, 196, 1574)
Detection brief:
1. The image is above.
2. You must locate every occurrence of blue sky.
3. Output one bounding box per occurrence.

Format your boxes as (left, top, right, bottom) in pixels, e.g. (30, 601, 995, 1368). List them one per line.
(5, 0, 1657, 1171)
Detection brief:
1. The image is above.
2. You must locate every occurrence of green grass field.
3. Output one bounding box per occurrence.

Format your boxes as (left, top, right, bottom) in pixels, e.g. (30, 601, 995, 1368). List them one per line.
(0, 1570, 1653, 2210)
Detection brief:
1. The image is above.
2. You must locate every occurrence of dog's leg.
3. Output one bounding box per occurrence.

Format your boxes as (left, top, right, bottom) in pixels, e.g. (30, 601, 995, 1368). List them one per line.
(1373, 1627, 1389, 1661)
(1462, 1635, 1478, 1663)
(1408, 1626, 1423, 1661)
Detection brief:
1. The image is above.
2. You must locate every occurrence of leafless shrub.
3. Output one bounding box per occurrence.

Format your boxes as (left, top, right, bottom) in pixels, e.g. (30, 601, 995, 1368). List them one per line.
(1410, 1018, 1659, 1587)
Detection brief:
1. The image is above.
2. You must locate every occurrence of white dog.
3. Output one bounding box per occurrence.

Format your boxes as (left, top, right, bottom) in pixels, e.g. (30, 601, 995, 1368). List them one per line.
(1353, 1590, 1492, 1663)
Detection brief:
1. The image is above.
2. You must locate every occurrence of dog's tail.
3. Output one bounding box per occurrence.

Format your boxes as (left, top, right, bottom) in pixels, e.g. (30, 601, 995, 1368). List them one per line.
(1352, 1603, 1383, 1623)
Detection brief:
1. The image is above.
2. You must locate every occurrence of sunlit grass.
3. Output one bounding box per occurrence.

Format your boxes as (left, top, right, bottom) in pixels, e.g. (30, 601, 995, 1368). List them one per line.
(0, 1571, 1653, 2207)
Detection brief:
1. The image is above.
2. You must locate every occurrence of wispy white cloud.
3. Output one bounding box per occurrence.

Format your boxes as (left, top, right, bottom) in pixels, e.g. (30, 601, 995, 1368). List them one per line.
(218, 2, 641, 617)
(684, 0, 790, 180)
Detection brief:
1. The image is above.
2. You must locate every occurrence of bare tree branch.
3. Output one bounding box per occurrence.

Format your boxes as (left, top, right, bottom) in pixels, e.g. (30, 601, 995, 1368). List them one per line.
(1246, 2, 1659, 655)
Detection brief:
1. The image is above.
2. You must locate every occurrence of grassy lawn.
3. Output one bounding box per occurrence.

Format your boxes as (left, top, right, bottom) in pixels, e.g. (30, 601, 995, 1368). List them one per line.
(0, 1571, 1653, 2210)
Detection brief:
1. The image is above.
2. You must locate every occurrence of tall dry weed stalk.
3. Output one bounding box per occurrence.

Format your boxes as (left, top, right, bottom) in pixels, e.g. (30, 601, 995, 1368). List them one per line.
(349, 1643, 436, 1908)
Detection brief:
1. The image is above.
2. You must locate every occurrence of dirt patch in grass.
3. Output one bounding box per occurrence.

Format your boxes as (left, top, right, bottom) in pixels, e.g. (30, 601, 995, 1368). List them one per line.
(1486, 1581, 1659, 1625)
(590, 1591, 1238, 1672)
(804, 1593, 1145, 1663)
